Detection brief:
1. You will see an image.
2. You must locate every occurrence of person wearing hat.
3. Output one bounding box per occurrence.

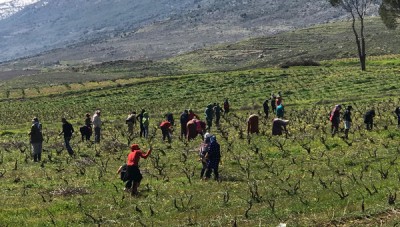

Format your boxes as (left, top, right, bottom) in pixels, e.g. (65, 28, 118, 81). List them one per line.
(330, 105, 342, 137)
(29, 117, 43, 162)
(343, 106, 352, 139)
(272, 118, 289, 136)
(59, 118, 75, 157)
(124, 144, 152, 195)
(92, 110, 102, 143)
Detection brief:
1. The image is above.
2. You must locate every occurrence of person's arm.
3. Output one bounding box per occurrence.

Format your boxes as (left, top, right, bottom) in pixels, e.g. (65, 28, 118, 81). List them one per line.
(140, 147, 152, 159)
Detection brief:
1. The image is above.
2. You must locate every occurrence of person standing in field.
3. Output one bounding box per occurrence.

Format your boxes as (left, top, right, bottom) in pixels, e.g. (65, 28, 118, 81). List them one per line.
(343, 106, 352, 139)
(364, 109, 376, 131)
(276, 104, 284, 118)
(180, 109, 189, 139)
(205, 135, 221, 181)
(29, 117, 43, 162)
(142, 111, 150, 138)
(199, 133, 211, 179)
(395, 107, 400, 129)
(205, 104, 214, 131)
(59, 118, 75, 157)
(160, 117, 172, 143)
(137, 109, 146, 137)
(92, 110, 102, 143)
(213, 103, 223, 127)
(270, 94, 277, 113)
(247, 114, 259, 134)
(124, 144, 152, 195)
(223, 98, 230, 115)
(330, 105, 342, 137)
(126, 111, 136, 135)
(263, 99, 269, 119)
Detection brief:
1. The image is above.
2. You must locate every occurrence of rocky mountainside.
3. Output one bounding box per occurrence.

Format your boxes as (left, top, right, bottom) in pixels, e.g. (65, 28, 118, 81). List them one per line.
(0, 0, 378, 66)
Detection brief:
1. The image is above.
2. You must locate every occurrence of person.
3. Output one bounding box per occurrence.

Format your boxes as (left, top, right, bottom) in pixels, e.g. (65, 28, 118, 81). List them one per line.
(272, 118, 289, 136)
(180, 110, 189, 139)
(117, 163, 128, 182)
(187, 117, 206, 140)
(126, 111, 136, 135)
(395, 107, 400, 129)
(263, 99, 269, 118)
(80, 113, 92, 142)
(29, 117, 43, 162)
(137, 109, 146, 137)
(59, 118, 75, 157)
(270, 94, 276, 113)
(213, 103, 223, 127)
(364, 109, 376, 130)
(199, 133, 211, 178)
(142, 112, 150, 138)
(247, 114, 259, 134)
(205, 135, 221, 181)
(92, 110, 102, 143)
(343, 106, 352, 139)
(223, 98, 230, 115)
(165, 112, 174, 126)
(276, 104, 284, 118)
(205, 104, 214, 131)
(330, 105, 341, 137)
(188, 109, 199, 121)
(159, 118, 172, 143)
(124, 144, 152, 195)
(276, 92, 283, 107)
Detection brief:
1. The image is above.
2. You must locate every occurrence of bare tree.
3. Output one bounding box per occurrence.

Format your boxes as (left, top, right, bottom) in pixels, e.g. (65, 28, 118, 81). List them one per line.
(329, 0, 379, 71)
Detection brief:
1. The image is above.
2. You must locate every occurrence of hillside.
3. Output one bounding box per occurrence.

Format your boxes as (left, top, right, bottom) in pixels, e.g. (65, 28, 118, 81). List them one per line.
(0, 0, 356, 65)
(1, 56, 400, 226)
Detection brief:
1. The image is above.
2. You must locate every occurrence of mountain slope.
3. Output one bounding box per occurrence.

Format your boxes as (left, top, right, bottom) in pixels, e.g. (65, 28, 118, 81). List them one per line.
(0, 0, 362, 65)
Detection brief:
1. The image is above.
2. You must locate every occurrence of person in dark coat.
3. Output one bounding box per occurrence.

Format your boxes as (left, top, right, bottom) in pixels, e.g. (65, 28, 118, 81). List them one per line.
(343, 106, 352, 139)
(270, 94, 276, 113)
(180, 110, 189, 139)
(29, 117, 43, 162)
(59, 118, 75, 156)
(205, 136, 221, 181)
(364, 109, 376, 130)
(272, 118, 289, 136)
(124, 144, 152, 195)
(136, 109, 146, 137)
(330, 105, 342, 137)
(80, 113, 92, 142)
(223, 99, 230, 115)
(263, 99, 269, 118)
(395, 107, 400, 129)
(213, 103, 223, 126)
(165, 112, 174, 126)
(205, 104, 214, 131)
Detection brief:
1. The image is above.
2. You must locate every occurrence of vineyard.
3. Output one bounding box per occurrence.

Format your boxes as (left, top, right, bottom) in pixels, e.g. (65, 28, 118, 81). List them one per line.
(1, 56, 400, 226)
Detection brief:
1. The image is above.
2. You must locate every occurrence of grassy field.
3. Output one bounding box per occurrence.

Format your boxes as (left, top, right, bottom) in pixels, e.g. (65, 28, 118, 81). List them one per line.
(1, 55, 400, 226)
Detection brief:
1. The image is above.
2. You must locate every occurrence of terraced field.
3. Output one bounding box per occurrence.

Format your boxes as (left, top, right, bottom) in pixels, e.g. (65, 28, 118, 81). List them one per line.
(1, 55, 400, 225)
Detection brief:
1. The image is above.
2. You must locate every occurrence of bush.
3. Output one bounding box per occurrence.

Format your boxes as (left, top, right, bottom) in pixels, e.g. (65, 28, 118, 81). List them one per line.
(280, 59, 320, 68)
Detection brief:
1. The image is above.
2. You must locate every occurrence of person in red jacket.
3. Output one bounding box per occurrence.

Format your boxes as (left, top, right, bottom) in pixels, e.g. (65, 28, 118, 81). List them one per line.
(160, 119, 172, 143)
(124, 144, 152, 195)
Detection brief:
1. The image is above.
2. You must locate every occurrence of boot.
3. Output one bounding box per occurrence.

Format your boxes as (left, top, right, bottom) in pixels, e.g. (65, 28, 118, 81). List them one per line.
(131, 182, 140, 196)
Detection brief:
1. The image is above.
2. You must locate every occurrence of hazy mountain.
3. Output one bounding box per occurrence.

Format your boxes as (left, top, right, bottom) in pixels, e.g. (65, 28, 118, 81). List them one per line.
(0, 0, 40, 20)
(0, 0, 378, 66)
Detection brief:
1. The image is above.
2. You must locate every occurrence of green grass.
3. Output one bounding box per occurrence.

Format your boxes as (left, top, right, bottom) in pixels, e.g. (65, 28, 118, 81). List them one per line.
(1, 55, 400, 225)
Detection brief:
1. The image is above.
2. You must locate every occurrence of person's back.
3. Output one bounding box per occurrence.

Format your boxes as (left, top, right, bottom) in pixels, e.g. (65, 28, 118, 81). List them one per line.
(276, 104, 284, 118)
(62, 120, 74, 138)
(272, 118, 289, 136)
(30, 121, 43, 143)
(247, 114, 259, 134)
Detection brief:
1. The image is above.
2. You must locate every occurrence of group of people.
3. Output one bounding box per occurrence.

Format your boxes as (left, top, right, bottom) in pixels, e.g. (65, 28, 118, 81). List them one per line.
(330, 105, 400, 138)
